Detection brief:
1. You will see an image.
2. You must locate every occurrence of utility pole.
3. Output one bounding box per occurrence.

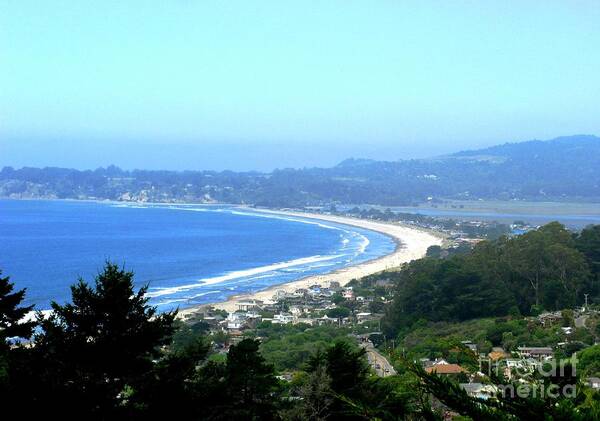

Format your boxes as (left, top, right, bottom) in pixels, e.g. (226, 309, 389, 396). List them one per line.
(584, 293, 589, 311)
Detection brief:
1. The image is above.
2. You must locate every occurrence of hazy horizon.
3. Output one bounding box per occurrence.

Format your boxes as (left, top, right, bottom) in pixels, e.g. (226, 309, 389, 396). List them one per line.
(2, 1, 600, 171)
(1, 133, 598, 173)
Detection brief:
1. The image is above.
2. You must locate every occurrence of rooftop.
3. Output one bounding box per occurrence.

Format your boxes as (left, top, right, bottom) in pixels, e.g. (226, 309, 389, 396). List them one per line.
(425, 364, 467, 375)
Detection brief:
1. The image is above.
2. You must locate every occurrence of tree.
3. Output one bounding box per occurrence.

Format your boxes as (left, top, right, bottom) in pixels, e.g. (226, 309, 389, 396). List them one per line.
(0, 270, 35, 348)
(331, 293, 345, 305)
(21, 263, 176, 417)
(578, 345, 600, 377)
(0, 271, 35, 344)
(326, 306, 351, 319)
(339, 298, 362, 316)
(130, 337, 211, 417)
(426, 245, 443, 258)
(576, 225, 600, 275)
(319, 341, 369, 398)
(224, 338, 280, 419)
(304, 341, 420, 419)
(0, 270, 35, 391)
(561, 310, 575, 327)
(295, 365, 333, 421)
(368, 300, 385, 314)
(509, 222, 588, 310)
(575, 225, 600, 303)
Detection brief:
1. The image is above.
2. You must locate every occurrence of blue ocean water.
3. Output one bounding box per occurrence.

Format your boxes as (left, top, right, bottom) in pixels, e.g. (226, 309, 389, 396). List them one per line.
(0, 200, 395, 312)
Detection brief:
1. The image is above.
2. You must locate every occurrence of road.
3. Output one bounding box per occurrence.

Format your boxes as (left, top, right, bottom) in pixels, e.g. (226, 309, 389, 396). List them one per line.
(361, 342, 396, 377)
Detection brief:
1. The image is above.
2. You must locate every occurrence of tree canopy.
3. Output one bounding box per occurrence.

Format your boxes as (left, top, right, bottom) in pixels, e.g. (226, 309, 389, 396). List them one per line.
(0, 270, 35, 392)
(8, 263, 177, 417)
(383, 223, 598, 337)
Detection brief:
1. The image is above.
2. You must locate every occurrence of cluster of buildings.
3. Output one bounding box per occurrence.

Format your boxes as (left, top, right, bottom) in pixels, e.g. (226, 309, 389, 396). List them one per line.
(420, 342, 561, 417)
(418, 307, 600, 413)
(185, 281, 384, 345)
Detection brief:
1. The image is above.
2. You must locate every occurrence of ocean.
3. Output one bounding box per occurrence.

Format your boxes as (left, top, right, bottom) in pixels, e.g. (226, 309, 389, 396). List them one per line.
(0, 200, 395, 312)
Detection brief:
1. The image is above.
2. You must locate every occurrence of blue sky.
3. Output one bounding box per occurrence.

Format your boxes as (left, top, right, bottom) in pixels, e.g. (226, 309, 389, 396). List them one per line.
(1, 1, 599, 171)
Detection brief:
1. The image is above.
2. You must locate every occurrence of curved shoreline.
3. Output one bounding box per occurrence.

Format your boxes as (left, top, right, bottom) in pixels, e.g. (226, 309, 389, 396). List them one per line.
(179, 209, 444, 316)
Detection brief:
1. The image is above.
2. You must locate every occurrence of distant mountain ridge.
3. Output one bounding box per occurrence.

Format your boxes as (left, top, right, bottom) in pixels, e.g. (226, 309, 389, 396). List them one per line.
(1, 135, 599, 205)
(451, 134, 600, 160)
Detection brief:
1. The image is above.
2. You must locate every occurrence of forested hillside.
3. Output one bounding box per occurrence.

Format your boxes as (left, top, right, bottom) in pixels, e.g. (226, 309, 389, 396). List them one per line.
(382, 223, 600, 336)
(2, 135, 599, 205)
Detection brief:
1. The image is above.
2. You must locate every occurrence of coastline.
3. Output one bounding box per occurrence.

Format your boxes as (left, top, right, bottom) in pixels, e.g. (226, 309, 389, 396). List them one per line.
(179, 209, 444, 316)
(1, 198, 444, 316)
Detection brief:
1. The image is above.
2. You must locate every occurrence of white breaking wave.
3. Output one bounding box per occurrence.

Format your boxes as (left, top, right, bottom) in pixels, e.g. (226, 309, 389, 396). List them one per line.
(110, 204, 148, 209)
(248, 273, 278, 279)
(356, 233, 370, 254)
(300, 262, 338, 269)
(226, 209, 347, 232)
(156, 297, 189, 306)
(147, 254, 343, 298)
(156, 290, 220, 306)
(173, 207, 212, 212)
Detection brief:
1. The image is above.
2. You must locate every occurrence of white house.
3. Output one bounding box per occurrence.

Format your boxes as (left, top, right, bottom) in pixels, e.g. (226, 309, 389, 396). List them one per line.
(356, 312, 372, 323)
(273, 312, 294, 324)
(226, 312, 247, 330)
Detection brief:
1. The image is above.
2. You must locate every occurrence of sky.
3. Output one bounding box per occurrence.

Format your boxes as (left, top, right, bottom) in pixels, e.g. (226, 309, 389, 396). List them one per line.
(1, 1, 600, 171)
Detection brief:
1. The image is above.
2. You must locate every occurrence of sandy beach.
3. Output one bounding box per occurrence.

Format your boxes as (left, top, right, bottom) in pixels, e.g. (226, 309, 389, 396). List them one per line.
(179, 210, 443, 316)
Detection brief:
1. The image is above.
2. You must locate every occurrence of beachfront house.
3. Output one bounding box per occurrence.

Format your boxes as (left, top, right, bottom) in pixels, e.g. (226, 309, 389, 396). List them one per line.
(295, 317, 316, 326)
(226, 312, 251, 330)
(273, 312, 294, 324)
(236, 299, 263, 312)
(516, 346, 554, 360)
(308, 284, 321, 295)
(316, 315, 338, 325)
(289, 305, 305, 317)
(356, 312, 373, 324)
